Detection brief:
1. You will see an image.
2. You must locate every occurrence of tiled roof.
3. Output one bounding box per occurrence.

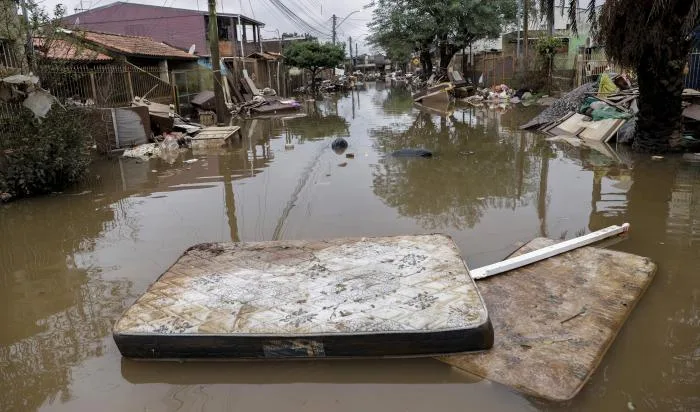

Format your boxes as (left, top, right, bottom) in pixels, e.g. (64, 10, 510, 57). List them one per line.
(246, 51, 282, 60)
(33, 37, 112, 62)
(78, 31, 197, 60)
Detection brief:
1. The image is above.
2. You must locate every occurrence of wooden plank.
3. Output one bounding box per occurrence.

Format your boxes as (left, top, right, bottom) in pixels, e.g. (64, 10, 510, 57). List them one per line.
(603, 119, 626, 143)
(578, 118, 623, 142)
(596, 97, 631, 113)
(193, 126, 241, 140)
(240, 78, 253, 97)
(550, 113, 590, 136)
(112, 235, 493, 359)
(469, 224, 629, 280)
(682, 104, 700, 121)
(438, 237, 656, 401)
(226, 72, 245, 104)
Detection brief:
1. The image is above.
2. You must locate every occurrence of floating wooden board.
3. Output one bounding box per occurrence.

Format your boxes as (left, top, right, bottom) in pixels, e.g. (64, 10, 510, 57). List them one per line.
(438, 237, 656, 401)
(113, 235, 493, 360)
(193, 126, 241, 140)
(578, 118, 625, 142)
(550, 113, 590, 136)
(191, 126, 241, 149)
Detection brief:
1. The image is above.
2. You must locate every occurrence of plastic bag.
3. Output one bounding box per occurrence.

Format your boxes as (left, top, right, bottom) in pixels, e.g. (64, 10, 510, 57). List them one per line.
(598, 73, 619, 95)
(591, 106, 632, 121)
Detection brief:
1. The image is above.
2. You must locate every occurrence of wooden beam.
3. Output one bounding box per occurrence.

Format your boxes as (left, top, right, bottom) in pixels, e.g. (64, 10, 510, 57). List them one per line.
(469, 223, 631, 280)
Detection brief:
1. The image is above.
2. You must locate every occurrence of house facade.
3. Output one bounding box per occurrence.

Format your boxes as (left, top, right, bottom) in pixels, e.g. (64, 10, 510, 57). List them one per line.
(467, 5, 597, 69)
(62, 2, 264, 59)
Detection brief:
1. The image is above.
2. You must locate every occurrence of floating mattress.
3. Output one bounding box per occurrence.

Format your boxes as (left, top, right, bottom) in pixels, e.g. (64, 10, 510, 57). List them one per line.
(113, 235, 493, 359)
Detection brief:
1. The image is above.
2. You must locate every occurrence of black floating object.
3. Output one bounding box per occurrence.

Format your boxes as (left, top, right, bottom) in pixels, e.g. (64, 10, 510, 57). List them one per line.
(391, 148, 433, 158)
(331, 137, 348, 154)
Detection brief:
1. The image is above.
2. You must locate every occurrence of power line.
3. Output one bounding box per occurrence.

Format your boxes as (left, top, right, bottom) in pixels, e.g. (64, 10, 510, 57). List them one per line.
(263, 0, 330, 37)
(247, 0, 255, 19)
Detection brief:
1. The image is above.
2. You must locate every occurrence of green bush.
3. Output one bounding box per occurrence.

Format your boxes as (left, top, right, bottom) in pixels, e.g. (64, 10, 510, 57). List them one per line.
(0, 105, 93, 201)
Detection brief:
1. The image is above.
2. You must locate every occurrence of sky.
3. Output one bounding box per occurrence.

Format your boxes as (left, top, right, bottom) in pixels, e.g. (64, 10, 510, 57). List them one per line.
(43, 0, 375, 54)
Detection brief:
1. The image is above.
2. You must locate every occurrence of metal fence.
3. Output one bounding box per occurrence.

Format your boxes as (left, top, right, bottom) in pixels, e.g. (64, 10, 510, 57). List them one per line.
(686, 48, 700, 90)
(172, 66, 214, 110)
(573, 49, 615, 87)
(36, 63, 174, 107)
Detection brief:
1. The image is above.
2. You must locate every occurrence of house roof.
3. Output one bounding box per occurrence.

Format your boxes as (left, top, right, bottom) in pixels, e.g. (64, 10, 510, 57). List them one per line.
(65, 2, 264, 27)
(33, 37, 113, 62)
(246, 51, 282, 60)
(75, 30, 197, 60)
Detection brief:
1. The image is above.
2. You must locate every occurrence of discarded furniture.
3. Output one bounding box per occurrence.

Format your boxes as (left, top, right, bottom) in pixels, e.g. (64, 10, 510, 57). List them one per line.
(439, 237, 656, 401)
(131, 97, 174, 134)
(190, 126, 241, 149)
(412, 83, 453, 106)
(110, 106, 151, 147)
(113, 235, 494, 359)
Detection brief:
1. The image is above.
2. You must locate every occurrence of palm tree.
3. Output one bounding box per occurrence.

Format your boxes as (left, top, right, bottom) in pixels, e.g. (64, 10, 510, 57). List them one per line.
(598, 0, 700, 152)
(536, 0, 597, 35)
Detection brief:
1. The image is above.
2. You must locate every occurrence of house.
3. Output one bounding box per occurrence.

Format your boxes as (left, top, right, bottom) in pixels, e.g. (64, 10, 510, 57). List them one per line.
(464, 5, 597, 70)
(62, 2, 265, 60)
(33, 37, 113, 64)
(35, 30, 198, 82)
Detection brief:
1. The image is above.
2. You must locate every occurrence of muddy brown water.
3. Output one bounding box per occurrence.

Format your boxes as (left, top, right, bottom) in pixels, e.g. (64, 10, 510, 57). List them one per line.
(1, 84, 698, 411)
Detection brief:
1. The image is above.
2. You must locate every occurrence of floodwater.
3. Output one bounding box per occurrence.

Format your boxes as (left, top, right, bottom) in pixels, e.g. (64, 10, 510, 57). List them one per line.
(1, 83, 698, 412)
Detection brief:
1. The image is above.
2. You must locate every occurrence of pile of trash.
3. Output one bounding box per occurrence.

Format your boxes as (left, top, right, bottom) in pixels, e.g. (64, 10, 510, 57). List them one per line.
(463, 84, 537, 106)
(520, 72, 700, 147)
(519, 82, 598, 129)
(122, 132, 189, 163)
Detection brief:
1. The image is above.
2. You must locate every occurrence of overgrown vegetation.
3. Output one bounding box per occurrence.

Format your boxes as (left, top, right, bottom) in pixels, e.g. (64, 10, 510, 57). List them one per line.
(535, 36, 564, 93)
(0, 106, 93, 201)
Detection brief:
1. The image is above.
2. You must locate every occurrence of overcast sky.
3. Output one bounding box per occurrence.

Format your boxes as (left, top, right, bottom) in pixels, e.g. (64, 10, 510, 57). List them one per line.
(44, 0, 375, 54)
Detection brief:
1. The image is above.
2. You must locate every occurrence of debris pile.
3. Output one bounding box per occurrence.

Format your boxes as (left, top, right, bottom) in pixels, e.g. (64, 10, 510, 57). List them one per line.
(521, 73, 700, 148)
(227, 69, 300, 117)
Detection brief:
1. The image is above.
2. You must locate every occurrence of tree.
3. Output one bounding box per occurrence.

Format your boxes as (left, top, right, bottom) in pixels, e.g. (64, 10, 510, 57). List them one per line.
(367, 0, 517, 73)
(281, 32, 318, 42)
(598, 0, 700, 152)
(536, 0, 597, 36)
(283, 41, 345, 91)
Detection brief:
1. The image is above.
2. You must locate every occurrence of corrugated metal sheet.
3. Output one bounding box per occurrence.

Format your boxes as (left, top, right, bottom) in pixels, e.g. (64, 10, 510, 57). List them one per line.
(113, 106, 150, 147)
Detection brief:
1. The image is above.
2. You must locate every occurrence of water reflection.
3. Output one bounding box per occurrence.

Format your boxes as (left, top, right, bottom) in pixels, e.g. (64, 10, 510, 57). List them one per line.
(0, 185, 131, 411)
(0, 83, 698, 412)
(284, 110, 350, 142)
(371, 108, 550, 231)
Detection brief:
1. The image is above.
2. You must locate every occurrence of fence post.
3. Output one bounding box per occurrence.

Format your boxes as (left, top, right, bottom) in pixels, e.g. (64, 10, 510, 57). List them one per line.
(170, 71, 180, 114)
(89, 72, 99, 103)
(126, 70, 135, 101)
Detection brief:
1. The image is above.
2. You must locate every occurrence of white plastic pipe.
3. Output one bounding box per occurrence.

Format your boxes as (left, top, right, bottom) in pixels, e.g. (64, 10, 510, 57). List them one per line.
(469, 223, 631, 280)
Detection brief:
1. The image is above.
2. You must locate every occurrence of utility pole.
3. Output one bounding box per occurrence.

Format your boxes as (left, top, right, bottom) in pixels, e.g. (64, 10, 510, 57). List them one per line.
(516, 0, 521, 59)
(237, 0, 245, 57)
(208, 0, 228, 124)
(348, 36, 352, 70)
(331, 14, 337, 44)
